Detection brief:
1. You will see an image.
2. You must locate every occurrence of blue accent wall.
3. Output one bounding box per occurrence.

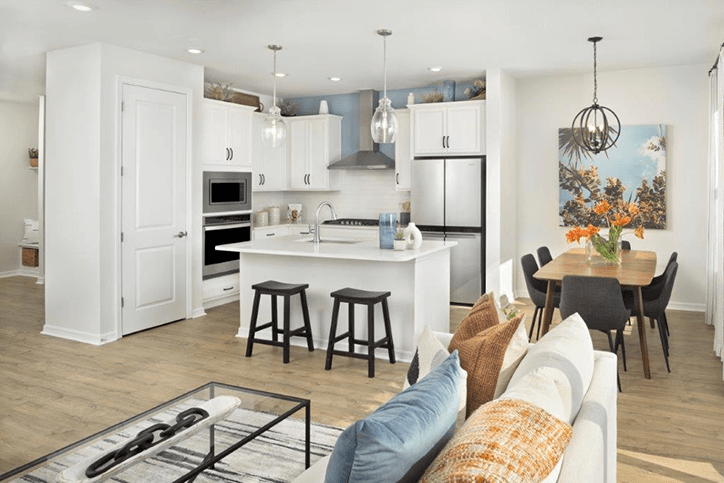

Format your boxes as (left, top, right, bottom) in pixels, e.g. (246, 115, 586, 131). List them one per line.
(286, 80, 476, 161)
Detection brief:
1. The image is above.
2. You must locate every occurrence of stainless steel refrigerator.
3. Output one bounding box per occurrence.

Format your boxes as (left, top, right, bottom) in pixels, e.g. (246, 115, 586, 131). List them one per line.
(410, 157, 485, 305)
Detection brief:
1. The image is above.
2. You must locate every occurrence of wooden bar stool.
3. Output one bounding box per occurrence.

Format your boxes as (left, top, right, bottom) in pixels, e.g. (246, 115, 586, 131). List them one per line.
(246, 280, 314, 363)
(324, 288, 395, 378)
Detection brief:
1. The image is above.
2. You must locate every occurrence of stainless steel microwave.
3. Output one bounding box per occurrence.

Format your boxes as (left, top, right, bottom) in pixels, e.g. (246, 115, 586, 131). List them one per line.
(203, 171, 252, 214)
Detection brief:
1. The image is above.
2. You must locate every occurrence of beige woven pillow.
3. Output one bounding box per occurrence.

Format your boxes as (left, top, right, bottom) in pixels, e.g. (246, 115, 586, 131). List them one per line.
(449, 314, 524, 418)
(450, 297, 500, 347)
(420, 398, 573, 483)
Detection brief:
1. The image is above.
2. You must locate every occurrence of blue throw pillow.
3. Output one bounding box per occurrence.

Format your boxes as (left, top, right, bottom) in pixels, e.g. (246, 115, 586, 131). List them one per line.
(324, 351, 463, 483)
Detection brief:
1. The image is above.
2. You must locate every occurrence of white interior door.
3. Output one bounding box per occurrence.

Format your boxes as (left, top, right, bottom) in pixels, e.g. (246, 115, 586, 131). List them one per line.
(122, 84, 187, 335)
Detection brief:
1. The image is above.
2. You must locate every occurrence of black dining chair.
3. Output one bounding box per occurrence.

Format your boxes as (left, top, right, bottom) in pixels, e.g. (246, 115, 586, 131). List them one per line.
(521, 254, 560, 341)
(560, 275, 630, 391)
(641, 252, 678, 339)
(537, 246, 553, 267)
(624, 261, 679, 373)
(621, 240, 631, 250)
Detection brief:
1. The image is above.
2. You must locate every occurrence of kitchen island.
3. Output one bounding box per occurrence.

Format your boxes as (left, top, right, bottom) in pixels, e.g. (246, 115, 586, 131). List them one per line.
(217, 235, 457, 363)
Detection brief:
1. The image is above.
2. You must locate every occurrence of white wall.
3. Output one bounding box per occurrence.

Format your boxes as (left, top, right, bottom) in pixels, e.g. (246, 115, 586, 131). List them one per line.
(0, 100, 39, 275)
(45, 43, 204, 344)
(516, 63, 709, 310)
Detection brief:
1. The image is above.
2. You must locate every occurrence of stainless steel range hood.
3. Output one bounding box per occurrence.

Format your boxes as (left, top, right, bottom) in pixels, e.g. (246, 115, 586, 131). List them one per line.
(328, 90, 395, 170)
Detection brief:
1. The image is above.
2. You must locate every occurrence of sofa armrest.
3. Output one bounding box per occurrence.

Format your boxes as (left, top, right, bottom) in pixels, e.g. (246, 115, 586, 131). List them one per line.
(291, 455, 330, 483)
(432, 331, 453, 348)
(557, 351, 617, 483)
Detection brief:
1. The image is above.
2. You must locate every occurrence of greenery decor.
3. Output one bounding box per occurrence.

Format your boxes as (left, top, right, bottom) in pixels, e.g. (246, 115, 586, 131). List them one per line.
(28, 148, 38, 158)
(566, 200, 644, 264)
(464, 79, 486, 100)
(394, 228, 406, 241)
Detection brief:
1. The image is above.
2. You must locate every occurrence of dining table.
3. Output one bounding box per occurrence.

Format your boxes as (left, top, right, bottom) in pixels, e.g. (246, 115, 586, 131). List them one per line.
(534, 248, 658, 379)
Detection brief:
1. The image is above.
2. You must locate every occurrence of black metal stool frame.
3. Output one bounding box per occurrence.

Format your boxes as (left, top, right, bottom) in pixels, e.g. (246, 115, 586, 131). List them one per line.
(324, 289, 395, 378)
(246, 281, 314, 364)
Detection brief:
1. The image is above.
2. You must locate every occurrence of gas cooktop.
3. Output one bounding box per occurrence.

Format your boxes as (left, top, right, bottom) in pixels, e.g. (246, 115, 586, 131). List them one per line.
(323, 218, 379, 227)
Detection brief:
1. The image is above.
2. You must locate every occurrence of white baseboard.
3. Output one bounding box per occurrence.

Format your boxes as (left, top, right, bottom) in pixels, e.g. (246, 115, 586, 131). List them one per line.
(203, 294, 239, 310)
(192, 307, 207, 318)
(41, 325, 117, 346)
(36, 276, 45, 285)
(235, 327, 414, 363)
(0, 269, 21, 279)
(0, 269, 42, 281)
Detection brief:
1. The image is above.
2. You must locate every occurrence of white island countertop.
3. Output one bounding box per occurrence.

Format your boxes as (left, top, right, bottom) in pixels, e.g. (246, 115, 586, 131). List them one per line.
(217, 235, 456, 263)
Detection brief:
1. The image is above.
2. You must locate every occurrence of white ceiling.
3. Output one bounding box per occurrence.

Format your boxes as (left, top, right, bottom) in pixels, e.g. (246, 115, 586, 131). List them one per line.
(2, 0, 723, 103)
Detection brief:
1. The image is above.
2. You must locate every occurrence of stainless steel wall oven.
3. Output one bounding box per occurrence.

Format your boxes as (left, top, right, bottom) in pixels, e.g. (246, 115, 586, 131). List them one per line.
(202, 213, 251, 279)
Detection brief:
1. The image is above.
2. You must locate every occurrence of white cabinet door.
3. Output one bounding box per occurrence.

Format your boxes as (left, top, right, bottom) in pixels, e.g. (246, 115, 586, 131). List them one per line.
(446, 104, 482, 155)
(288, 120, 309, 190)
(394, 109, 411, 191)
(412, 107, 446, 156)
(307, 118, 328, 190)
(202, 102, 229, 166)
(252, 114, 264, 190)
(228, 106, 252, 168)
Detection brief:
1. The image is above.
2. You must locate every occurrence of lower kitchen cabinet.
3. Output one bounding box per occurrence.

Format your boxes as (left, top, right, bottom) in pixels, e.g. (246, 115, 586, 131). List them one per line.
(253, 226, 289, 239)
(202, 273, 240, 308)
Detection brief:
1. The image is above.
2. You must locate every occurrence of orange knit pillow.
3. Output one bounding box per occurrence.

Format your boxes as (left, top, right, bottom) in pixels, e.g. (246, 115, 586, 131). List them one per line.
(420, 399, 573, 483)
(449, 314, 524, 418)
(450, 297, 500, 347)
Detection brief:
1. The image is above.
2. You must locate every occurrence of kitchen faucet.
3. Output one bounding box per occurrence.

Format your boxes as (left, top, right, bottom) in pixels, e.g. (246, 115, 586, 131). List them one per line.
(313, 201, 338, 245)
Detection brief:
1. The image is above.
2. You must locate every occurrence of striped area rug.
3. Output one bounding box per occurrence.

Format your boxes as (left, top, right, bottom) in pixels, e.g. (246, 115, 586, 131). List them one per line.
(14, 403, 343, 483)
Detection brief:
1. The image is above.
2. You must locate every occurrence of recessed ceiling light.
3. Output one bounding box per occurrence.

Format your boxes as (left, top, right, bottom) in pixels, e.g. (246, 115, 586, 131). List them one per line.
(328, 77, 342, 82)
(186, 48, 204, 55)
(427, 67, 443, 72)
(274, 72, 287, 78)
(66, 1, 95, 12)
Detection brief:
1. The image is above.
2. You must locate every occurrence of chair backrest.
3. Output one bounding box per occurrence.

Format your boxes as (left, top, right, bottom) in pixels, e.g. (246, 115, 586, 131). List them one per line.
(652, 261, 679, 316)
(521, 254, 548, 306)
(537, 246, 553, 267)
(559, 276, 630, 332)
(649, 251, 679, 291)
(621, 240, 631, 250)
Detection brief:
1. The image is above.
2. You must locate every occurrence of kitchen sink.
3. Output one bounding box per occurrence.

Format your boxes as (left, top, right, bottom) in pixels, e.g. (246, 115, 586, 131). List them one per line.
(294, 237, 363, 244)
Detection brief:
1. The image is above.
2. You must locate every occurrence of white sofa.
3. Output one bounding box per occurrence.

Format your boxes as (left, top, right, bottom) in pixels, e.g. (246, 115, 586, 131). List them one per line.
(294, 321, 617, 483)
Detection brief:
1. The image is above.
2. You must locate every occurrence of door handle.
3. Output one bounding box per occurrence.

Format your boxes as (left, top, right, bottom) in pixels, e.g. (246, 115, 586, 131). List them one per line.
(174, 231, 188, 238)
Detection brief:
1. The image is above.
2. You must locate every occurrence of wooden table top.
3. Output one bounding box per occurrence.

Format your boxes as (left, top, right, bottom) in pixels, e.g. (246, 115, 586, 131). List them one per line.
(534, 248, 657, 288)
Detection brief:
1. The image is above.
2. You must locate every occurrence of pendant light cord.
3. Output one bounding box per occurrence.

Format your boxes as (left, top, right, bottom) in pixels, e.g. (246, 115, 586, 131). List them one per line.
(272, 49, 277, 108)
(592, 40, 598, 105)
(383, 34, 388, 98)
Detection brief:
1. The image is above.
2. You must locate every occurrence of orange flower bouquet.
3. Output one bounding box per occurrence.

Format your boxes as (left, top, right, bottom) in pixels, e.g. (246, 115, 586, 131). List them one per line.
(565, 200, 645, 264)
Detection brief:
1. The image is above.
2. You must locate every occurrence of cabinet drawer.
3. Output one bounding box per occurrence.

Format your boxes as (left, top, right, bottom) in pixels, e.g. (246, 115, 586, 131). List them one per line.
(253, 226, 290, 239)
(203, 274, 240, 303)
(288, 225, 312, 235)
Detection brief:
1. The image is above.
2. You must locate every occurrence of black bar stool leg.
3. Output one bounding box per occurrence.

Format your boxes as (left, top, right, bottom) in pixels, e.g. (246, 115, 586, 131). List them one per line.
(246, 291, 262, 357)
(367, 304, 375, 378)
(348, 303, 355, 354)
(299, 290, 314, 352)
(283, 295, 291, 364)
(529, 306, 539, 341)
(271, 295, 278, 342)
(325, 299, 341, 370)
(381, 298, 395, 364)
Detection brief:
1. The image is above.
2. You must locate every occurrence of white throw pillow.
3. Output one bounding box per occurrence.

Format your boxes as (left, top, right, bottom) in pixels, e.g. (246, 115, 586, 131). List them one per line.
(500, 312, 595, 425)
(493, 315, 529, 398)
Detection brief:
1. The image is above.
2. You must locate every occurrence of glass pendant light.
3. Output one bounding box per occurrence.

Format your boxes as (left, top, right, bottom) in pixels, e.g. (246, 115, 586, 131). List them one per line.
(571, 37, 621, 154)
(371, 29, 398, 143)
(262, 45, 287, 148)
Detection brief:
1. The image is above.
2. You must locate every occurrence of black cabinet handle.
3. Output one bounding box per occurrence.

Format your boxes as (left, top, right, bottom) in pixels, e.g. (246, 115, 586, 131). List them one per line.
(223, 286, 234, 291)
(446, 136, 450, 148)
(442, 136, 445, 148)
(230, 148, 234, 160)
(225, 148, 229, 160)
(261, 174, 265, 185)
(396, 173, 399, 184)
(259, 174, 262, 185)
(266, 233, 275, 236)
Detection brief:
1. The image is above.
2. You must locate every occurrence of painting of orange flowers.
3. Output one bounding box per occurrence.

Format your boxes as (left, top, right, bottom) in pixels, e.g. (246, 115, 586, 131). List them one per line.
(559, 124, 666, 229)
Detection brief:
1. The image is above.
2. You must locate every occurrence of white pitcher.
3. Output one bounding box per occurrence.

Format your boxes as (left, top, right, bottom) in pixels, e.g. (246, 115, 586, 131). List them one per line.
(403, 222, 423, 249)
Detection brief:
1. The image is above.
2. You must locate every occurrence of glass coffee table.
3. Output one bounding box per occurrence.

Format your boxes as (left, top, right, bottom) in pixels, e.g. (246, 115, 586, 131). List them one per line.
(1, 382, 311, 482)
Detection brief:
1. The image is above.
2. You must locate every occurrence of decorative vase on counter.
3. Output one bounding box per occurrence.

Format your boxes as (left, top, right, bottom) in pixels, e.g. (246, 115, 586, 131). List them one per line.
(403, 222, 423, 250)
(441, 80, 456, 102)
(379, 213, 397, 249)
(393, 239, 406, 251)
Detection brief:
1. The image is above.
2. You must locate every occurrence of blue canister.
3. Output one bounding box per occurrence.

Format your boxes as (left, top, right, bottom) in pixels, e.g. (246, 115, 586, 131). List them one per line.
(441, 80, 456, 102)
(379, 213, 397, 249)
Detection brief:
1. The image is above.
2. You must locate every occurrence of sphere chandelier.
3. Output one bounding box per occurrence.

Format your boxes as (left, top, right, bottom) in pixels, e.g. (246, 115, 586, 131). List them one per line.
(261, 45, 287, 148)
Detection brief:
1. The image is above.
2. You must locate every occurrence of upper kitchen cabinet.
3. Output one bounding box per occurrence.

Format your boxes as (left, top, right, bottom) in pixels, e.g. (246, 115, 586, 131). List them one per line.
(394, 109, 411, 191)
(202, 99, 255, 169)
(409, 100, 486, 157)
(252, 112, 286, 191)
(287, 115, 342, 191)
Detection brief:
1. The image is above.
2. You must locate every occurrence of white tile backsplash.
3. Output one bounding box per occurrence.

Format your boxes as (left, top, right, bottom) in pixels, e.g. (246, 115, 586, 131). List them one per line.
(251, 170, 410, 224)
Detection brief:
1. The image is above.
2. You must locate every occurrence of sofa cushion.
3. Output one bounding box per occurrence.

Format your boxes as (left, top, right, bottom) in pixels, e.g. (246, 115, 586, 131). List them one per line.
(450, 296, 500, 346)
(404, 325, 450, 389)
(494, 315, 529, 398)
(324, 351, 463, 483)
(420, 399, 573, 483)
(450, 314, 525, 418)
(500, 312, 595, 424)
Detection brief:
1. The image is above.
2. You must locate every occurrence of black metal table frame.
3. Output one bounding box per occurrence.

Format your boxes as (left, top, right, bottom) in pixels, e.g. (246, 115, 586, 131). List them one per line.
(0, 381, 312, 482)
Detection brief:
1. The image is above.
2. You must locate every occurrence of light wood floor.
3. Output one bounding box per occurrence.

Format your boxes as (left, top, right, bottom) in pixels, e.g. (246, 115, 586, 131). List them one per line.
(1, 276, 723, 482)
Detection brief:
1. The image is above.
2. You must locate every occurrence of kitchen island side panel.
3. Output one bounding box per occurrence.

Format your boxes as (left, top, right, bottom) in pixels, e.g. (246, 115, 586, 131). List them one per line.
(236, 250, 451, 363)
